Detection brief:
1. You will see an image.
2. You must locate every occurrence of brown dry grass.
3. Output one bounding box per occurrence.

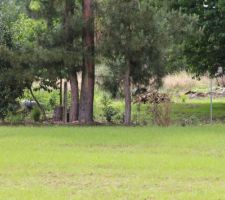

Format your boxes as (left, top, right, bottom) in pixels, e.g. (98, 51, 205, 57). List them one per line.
(163, 71, 210, 92)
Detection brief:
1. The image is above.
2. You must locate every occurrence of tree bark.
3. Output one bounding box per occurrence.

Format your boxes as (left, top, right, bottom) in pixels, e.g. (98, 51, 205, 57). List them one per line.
(59, 78, 63, 106)
(53, 106, 63, 121)
(64, 0, 80, 122)
(124, 63, 132, 125)
(69, 72, 79, 122)
(79, 0, 95, 124)
(63, 81, 68, 123)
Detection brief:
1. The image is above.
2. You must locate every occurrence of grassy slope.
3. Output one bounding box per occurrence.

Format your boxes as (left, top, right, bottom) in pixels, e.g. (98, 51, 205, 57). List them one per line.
(94, 98, 225, 124)
(0, 126, 225, 199)
(172, 99, 225, 123)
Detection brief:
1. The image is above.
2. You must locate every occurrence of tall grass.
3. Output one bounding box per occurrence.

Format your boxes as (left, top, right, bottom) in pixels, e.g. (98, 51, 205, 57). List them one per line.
(163, 71, 210, 92)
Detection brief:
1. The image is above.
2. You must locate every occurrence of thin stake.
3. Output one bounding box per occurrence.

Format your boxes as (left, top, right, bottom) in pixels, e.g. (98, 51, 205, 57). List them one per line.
(210, 78, 213, 124)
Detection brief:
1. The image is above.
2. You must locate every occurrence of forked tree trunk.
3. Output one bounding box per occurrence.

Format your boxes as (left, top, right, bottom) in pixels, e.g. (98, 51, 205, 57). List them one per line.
(124, 63, 132, 125)
(69, 72, 79, 122)
(79, 0, 95, 124)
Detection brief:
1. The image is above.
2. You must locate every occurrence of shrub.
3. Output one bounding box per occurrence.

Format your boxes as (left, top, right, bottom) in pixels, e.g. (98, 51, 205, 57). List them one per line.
(31, 107, 41, 122)
(151, 102, 172, 127)
(6, 112, 26, 124)
(49, 93, 57, 109)
(181, 115, 200, 126)
(0, 80, 25, 120)
(101, 95, 118, 123)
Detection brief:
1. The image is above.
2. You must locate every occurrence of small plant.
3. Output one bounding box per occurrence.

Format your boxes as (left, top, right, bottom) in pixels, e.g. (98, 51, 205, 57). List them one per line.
(180, 94, 187, 103)
(101, 94, 118, 123)
(49, 94, 57, 109)
(31, 107, 41, 122)
(181, 115, 199, 126)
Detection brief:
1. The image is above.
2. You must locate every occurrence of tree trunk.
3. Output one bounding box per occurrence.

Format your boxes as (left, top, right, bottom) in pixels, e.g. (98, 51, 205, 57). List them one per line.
(29, 87, 47, 120)
(64, 0, 80, 122)
(63, 81, 68, 123)
(79, 0, 95, 124)
(59, 79, 63, 106)
(69, 72, 79, 122)
(124, 63, 132, 125)
(53, 106, 63, 121)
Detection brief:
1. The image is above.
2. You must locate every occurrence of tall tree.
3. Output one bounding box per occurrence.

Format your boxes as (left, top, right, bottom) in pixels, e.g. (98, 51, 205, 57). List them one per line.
(99, 0, 165, 125)
(79, 0, 95, 124)
(25, 0, 83, 121)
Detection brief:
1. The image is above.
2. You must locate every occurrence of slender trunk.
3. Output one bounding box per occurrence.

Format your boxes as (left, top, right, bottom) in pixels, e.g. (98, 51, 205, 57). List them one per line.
(79, 0, 95, 124)
(124, 63, 131, 125)
(69, 72, 79, 122)
(29, 87, 47, 120)
(63, 81, 68, 123)
(60, 79, 63, 106)
(64, 0, 79, 121)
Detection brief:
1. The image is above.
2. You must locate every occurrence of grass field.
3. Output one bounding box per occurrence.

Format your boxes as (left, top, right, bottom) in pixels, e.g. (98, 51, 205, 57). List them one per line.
(0, 126, 225, 200)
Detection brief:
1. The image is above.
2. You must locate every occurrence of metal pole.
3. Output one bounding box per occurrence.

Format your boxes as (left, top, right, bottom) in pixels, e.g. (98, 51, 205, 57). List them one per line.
(210, 78, 213, 124)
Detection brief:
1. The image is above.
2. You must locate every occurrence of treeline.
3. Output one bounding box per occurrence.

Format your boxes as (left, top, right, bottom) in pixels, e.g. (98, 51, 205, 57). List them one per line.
(0, 0, 224, 125)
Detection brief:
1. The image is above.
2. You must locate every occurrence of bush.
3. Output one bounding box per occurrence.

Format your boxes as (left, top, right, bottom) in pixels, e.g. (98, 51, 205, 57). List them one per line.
(151, 102, 172, 127)
(6, 112, 26, 124)
(49, 93, 57, 109)
(0, 80, 25, 120)
(31, 107, 41, 122)
(101, 95, 118, 123)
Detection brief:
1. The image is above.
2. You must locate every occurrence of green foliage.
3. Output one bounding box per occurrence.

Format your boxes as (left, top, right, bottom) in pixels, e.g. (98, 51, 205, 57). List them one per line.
(0, 82, 23, 120)
(0, 1, 30, 121)
(49, 92, 58, 109)
(31, 107, 41, 122)
(170, 0, 225, 76)
(5, 111, 26, 124)
(101, 94, 118, 123)
(98, 0, 166, 86)
(22, 88, 60, 111)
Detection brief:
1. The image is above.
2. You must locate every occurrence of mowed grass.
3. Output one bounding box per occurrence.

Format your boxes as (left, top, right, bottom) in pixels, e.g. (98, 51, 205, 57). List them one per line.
(0, 126, 225, 200)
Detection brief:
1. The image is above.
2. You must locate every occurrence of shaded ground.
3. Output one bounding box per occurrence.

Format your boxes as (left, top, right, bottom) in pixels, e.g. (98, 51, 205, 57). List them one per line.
(0, 126, 225, 199)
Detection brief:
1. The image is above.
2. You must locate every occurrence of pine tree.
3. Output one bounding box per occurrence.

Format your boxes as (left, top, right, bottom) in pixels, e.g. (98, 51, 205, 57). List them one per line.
(99, 0, 166, 125)
(79, 0, 95, 124)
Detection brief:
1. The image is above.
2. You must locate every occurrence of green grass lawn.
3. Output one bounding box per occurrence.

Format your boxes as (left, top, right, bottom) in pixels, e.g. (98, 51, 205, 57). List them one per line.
(0, 126, 225, 200)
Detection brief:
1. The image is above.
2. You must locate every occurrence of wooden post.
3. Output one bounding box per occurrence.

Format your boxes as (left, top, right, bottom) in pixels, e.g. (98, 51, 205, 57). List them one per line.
(64, 81, 68, 123)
